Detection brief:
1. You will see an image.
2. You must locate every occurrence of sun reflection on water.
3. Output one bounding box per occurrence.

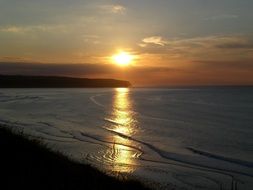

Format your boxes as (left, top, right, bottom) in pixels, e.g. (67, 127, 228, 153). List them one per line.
(106, 88, 140, 173)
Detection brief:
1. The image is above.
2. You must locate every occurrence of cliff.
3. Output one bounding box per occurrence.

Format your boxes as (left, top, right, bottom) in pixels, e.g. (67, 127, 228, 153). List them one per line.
(0, 75, 131, 88)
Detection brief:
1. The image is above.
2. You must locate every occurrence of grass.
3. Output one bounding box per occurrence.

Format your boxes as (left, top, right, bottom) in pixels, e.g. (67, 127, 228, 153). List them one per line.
(0, 126, 150, 190)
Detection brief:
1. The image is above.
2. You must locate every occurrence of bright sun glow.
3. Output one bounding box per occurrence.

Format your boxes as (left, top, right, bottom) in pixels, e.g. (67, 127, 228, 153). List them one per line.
(112, 52, 133, 66)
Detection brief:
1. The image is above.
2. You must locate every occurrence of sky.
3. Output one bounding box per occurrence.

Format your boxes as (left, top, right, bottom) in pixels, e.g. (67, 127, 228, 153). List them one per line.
(0, 0, 253, 86)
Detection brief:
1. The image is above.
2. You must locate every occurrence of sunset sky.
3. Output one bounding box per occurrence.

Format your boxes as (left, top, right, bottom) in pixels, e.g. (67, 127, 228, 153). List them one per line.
(0, 0, 253, 86)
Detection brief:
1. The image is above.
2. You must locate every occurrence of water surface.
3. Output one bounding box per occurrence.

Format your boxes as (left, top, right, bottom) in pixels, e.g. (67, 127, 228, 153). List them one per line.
(0, 87, 252, 189)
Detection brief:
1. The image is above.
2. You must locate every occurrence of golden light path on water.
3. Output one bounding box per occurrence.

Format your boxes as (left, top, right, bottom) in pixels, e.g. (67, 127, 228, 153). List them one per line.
(105, 88, 140, 173)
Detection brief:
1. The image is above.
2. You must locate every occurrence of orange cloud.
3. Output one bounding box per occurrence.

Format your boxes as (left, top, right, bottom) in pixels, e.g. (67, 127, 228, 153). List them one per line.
(142, 36, 168, 46)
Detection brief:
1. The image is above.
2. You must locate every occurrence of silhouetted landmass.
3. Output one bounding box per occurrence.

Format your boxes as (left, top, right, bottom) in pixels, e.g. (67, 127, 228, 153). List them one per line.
(0, 126, 150, 190)
(0, 75, 131, 88)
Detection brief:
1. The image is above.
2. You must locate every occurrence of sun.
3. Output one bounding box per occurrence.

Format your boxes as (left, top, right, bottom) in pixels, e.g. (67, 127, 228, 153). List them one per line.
(112, 52, 133, 66)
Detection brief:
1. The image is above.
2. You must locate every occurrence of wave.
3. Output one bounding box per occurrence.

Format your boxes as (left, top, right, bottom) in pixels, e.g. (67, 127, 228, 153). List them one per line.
(80, 132, 143, 154)
(1, 117, 252, 178)
(89, 92, 177, 124)
(0, 95, 41, 103)
(104, 128, 253, 178)
(187, 147, 253, 168)
(89, 94, 106, 108)
(104, 118, 125, 126)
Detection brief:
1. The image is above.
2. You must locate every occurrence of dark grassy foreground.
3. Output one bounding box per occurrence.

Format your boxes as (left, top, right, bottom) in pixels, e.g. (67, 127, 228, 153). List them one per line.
(0, 127, 150, 190)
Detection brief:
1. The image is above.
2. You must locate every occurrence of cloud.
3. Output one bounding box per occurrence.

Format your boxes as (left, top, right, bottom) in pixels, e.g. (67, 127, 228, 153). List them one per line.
(169, 35, 253, 51)
(175, 35, 251, 48)
(83, 35, 100, 44)
(0, 26, 22, 33)
(193, 60, 253, 70)
(136, 34, 253, 66)
(0, 62, 175, 76)
(101, 5, 126, 14)
(111, 5, 126, 14)
(204, 14, 239, 21)
(142, 36, 168, 46)
(0, 62, 117, 76)
(216, 41, 253, 49)
(165, 35, 252, 53)
(0, 25, 66, 33)
(0, 56, 31, 62)
(138, 43, 147, 48)
(142, 35, 253, 50)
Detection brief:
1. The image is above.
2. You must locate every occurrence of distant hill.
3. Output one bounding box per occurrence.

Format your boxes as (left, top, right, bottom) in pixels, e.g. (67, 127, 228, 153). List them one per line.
(0, 75, 131, 88)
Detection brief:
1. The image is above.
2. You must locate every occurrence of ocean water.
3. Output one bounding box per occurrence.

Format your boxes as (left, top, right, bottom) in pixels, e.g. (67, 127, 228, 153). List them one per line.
(0, 87, 252, 190)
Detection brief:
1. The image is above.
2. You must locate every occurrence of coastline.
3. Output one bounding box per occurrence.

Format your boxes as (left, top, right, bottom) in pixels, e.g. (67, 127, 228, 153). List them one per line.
(0, 126, 149, 190)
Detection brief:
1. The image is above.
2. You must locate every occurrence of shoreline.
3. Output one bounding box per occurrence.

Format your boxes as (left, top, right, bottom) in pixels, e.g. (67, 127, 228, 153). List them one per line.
(0, 126, 150, 190)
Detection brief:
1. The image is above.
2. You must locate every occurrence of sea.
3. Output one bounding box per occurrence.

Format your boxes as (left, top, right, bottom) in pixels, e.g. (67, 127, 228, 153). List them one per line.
(0, 87, 252, 190)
